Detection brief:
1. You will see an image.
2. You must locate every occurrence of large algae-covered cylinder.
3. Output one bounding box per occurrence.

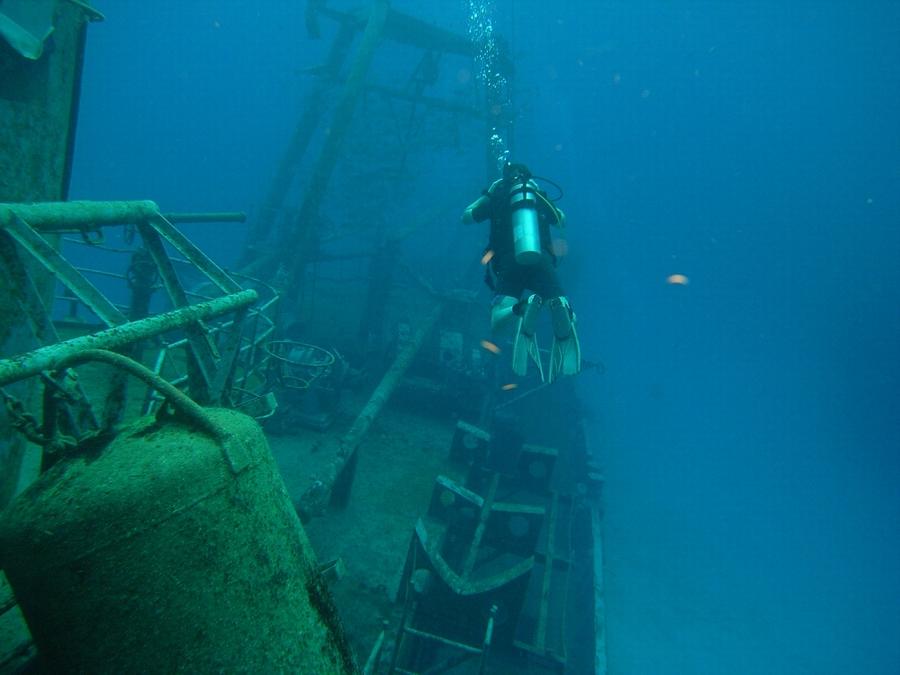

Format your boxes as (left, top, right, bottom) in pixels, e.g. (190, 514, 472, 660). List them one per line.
(0, 409, 355, 673)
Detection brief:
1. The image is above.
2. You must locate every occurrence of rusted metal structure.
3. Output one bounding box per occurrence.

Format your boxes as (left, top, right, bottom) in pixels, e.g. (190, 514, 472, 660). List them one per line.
(242, 0, 516, 528)
(0, 2, 607, 672)
(379, 407, 599, 673)
(0, 201, 275, 474)
(0, 0, 101, 514)
(236, 5, 608, 671)
(0, 203, 351, 673)
(239, 1, 514, 287)
(297, 302, 445, 519)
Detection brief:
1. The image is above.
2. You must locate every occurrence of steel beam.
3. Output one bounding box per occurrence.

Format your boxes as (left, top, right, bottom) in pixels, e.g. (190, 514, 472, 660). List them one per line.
(297, 301, 443, 518)
(283, 0, 390, 288)
(311, 4, 515, 74)
(240, 22, 356, 265)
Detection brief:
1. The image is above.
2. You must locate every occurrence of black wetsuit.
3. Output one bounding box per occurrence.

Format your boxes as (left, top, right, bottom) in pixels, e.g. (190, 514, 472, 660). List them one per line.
(471, 179, 565, 299)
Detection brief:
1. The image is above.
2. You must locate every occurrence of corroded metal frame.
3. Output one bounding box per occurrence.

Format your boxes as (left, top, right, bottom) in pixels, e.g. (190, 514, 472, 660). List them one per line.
(0, 200, 278, 464)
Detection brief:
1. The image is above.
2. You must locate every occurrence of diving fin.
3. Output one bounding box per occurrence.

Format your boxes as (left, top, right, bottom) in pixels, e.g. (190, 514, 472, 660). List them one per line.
(490, 295, 520, 334)
(512, 294, 544, 380)
(548, 296, 582, 382)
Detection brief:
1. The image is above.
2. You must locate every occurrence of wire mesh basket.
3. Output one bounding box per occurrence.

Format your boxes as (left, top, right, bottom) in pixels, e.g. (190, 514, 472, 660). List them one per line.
(264, 340, 336, 391)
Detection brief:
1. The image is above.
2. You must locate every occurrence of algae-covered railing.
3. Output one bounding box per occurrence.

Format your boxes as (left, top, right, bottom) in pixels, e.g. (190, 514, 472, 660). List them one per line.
(0, 200, 279, 501)
(0, 290, 258, 388)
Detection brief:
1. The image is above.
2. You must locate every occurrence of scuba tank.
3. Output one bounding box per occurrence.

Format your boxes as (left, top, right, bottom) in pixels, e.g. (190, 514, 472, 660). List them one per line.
(508, 175, 542, 265)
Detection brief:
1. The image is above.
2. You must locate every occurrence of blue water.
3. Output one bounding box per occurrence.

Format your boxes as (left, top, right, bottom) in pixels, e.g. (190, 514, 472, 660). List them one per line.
(71, 2, 900, 673)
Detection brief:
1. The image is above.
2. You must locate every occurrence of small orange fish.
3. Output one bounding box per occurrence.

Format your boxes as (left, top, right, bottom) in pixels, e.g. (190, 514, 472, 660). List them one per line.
(480, 340, 501, 355)
(501, 383, 518, 391)
(666, 273, 689, 286)
(481, 249, 495, 265)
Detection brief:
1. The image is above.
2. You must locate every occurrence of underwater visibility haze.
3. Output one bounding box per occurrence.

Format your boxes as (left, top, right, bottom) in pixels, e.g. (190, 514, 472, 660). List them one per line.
(62, 1, 900, 673)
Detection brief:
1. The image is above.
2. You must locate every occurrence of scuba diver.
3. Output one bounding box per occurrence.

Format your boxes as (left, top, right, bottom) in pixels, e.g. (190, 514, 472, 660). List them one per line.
(462, 162, 581, 382)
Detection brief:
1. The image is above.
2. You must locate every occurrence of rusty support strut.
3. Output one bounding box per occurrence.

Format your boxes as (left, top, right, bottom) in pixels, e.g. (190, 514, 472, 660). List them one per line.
(297, 302, 443, 519)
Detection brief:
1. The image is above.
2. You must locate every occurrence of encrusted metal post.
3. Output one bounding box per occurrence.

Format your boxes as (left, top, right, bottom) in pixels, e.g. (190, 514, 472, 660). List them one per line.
(239, 23, 356, 266)
(281, 0, 390, 294)
(297, 302, 443, 518)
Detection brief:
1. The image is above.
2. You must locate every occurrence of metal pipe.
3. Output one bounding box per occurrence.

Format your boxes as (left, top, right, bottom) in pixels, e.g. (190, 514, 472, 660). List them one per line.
(43, 349, 251, 475)
(161, 212, 246, 224)
(312, 4, 515, 71)
(73, 268, 127, 279)
(318, 77, 484, 119)
(136, 221, 217, 398)
(147, 215, 242, 295)
(0, 201, 160, 231)
(478, 605, 497, 675)
(362, 629, 386, 675)
(297, 302, 443, 518)
(402, 627, 481, 655)
(340, 303, 442, 456)
(0, 289, 258, 387)
(49, 349, 222, 442)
